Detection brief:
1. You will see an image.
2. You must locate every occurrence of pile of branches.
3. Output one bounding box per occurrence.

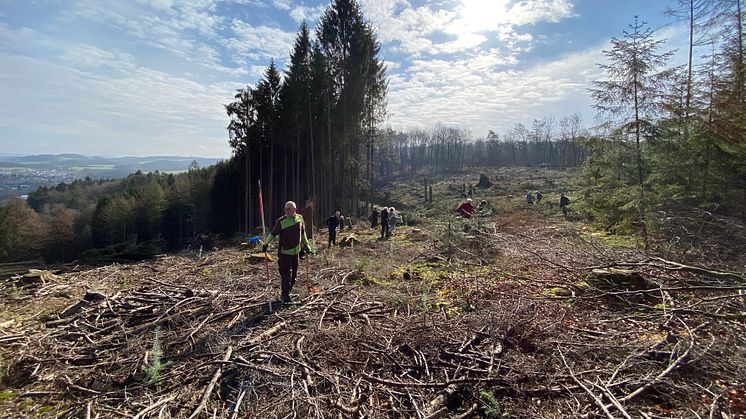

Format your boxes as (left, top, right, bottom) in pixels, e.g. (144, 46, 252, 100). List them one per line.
(652, 207, 746, 268)
(0, 227, 744, 418)
(461, 223, 746, 417)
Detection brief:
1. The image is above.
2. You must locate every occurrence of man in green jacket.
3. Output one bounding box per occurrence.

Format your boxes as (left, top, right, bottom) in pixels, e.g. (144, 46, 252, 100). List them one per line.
(263, 201, 314, 302)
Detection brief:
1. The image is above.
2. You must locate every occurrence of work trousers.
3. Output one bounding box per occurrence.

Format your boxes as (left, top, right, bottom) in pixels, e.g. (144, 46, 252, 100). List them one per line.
(278, 253, 299, 300)
(328, 228, 337, 246)
(381, 221, 390, 238)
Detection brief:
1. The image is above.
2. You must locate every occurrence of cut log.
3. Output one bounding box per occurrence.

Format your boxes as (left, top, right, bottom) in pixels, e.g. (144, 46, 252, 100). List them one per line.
(245, 253, 274, 264)
(424, 384, 460, 417)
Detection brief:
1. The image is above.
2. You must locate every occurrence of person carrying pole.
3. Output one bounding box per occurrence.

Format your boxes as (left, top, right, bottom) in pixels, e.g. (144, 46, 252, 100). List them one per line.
(262, 201, 314, 303)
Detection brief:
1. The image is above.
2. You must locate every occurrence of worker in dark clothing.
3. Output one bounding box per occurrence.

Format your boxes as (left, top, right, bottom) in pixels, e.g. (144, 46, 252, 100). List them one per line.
(338, 212, 345, 231)
(380, 207, 390, 239)
(370, 208, 379, 229)
(559, 193, 570, 217)
(263, 201, 314, 303)
(326, 211, 340, 247)
(536, 191, 543, 203)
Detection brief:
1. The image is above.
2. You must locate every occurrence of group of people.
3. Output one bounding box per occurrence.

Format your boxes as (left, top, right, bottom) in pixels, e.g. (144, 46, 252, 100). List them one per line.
(261, 188, 573, 302)
(526, 191, 570, 214)
(369, 206, 401, 238)
(455, 192, 571, 218)
(525, 191, 543, 204)
(324, 206, 403, 246)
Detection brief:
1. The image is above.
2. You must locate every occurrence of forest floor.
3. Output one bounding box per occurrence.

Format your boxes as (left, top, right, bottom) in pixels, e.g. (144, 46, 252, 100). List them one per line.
(1, 167, 745, 418)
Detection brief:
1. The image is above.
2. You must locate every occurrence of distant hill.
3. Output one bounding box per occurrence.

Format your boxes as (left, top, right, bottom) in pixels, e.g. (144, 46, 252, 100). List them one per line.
(0, 154, 224, 179)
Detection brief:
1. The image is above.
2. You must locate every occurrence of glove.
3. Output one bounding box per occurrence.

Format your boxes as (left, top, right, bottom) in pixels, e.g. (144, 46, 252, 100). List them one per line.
(262, 244, 268, 253)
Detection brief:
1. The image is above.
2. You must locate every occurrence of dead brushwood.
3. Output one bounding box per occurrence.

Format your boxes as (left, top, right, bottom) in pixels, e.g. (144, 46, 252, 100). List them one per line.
(0, 213, 745, 418)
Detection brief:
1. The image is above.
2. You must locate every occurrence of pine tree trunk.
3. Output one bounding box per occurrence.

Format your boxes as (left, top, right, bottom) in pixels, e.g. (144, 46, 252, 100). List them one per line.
(308, 95, 316, 215)
(248, 150, 252, 233)
(633, 52, 649, 251)
(244, 150, 249, 234)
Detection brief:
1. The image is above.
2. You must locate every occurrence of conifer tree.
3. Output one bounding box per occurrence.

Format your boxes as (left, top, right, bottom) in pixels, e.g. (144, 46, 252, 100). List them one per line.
(589, 17, 676, 247)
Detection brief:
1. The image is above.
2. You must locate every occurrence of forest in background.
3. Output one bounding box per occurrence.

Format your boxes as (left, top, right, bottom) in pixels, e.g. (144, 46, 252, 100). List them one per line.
(0, 0, 744, 264)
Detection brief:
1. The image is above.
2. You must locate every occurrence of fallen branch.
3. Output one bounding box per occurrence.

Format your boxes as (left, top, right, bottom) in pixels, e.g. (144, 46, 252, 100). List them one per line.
(132, 395, 176, 419)
(558, 348, 615, 419)
(188, 345, 233, 419)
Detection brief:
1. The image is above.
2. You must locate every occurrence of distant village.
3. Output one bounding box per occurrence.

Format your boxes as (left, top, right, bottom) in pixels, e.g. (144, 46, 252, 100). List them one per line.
(0, 168, 78, 201)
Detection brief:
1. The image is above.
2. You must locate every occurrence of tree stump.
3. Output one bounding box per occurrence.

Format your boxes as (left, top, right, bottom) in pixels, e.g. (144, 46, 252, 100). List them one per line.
(476, 173, 492, 188)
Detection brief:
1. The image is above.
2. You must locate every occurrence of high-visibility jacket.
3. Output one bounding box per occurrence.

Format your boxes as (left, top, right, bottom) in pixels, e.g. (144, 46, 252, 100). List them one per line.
(266, 214, 312, 256)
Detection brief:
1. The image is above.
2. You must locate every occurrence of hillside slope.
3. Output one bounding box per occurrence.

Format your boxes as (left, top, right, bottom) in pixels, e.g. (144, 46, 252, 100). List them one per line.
(1, 168, 744, 418)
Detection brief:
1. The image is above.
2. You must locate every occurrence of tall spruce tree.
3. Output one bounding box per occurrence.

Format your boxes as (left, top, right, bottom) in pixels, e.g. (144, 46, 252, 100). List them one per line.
(318, 0, 386, 216)
(588, 17, 676, 248)
(253, 60, 283, 220)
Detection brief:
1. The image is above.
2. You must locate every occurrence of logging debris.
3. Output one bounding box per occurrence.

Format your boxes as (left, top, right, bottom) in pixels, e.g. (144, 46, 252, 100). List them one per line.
(0, 220, 744, 418)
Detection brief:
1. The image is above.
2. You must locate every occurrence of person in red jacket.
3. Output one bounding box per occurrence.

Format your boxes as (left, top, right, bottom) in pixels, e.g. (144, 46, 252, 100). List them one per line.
(456, 198, 475, 218)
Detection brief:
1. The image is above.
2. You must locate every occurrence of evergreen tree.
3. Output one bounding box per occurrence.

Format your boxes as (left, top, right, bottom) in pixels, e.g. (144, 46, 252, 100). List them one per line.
(254, 60, 283, 219)
(588, 17, 676, 247)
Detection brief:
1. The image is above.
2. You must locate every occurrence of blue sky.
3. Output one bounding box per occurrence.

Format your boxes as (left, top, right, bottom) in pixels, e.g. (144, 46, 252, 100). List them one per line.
(0, 0, 688, 157)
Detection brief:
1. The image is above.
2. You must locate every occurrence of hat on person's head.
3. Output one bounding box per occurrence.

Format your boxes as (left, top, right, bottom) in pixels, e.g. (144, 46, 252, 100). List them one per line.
(466, 198, 472, 202)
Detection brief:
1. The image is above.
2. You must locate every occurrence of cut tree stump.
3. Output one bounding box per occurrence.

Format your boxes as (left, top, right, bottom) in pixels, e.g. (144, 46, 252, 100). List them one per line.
(476, 173, 492, 188)
(339, 235, 360, 248)
(589, 268, 649, 291)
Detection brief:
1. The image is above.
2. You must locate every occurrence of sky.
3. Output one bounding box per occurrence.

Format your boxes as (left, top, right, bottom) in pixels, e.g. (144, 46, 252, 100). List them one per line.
(0, 0, 689, 157)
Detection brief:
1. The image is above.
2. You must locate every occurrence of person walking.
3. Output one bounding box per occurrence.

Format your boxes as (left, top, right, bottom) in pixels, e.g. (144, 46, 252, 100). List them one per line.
(370, 208, 379, 229)
(536, 191, 543, 203)
(262, 201, 314, 303)
(526, 191, 534, 205)
(388, 206, 398, 235)
(380, 207, 390, 239)
(338, 212, 345, 231)
(326, 210, 340, 247)
(559, 193, 570, 217)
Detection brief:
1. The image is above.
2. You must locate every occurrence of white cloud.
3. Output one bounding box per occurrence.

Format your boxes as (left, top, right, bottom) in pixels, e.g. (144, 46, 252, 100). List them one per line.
(60, 44, 137, 70)
(361, 0, 575, 56)
(272, 0, 292, 11)
(135, 0, 174, 10)
(225, 19, 295, 62)
(386, 43, 604, 136)
(289, 4, 325, 24)
(0, 51, 238, 156)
